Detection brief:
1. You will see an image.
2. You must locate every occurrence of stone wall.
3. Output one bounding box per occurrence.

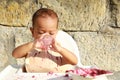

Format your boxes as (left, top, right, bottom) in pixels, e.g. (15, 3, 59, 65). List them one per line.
(0, 0, 120, 71)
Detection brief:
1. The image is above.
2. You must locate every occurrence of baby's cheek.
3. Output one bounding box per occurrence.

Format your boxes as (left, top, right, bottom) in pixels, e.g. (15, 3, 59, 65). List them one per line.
(32, 34, 38, 39)
(35, 35, 42, 39)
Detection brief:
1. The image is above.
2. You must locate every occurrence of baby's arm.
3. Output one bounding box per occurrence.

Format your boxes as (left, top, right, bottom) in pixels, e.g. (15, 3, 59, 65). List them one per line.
(59, 46, 78, 65)
(52, 41, 78, 65)
(12, 41, 34, 58)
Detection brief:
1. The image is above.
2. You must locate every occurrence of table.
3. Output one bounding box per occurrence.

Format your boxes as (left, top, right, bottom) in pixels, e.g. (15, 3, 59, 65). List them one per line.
(0, 65, 120, 80)
(0, 65, 72, 80)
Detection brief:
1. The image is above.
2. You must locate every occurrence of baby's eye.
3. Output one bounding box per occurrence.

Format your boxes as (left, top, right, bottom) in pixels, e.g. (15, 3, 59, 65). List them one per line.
(38, 31, 44, 34)
(50, 32, 55, 35)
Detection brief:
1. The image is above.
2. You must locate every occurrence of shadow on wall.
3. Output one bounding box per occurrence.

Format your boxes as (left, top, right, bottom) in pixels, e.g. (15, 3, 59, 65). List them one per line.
(0, 26, 33, 72)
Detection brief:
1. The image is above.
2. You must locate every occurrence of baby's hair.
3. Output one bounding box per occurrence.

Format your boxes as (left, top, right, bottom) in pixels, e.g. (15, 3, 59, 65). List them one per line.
(32, 8, 58, 26)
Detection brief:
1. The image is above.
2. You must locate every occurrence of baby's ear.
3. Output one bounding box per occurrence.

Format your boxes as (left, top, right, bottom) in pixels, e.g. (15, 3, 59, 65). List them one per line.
(30, 27, 34, 37)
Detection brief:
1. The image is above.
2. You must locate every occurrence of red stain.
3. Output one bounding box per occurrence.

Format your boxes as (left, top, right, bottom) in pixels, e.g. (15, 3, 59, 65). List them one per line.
(32, 75, 35, 78)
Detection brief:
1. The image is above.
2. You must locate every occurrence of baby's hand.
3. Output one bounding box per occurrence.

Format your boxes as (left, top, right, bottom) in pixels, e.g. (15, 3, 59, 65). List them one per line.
(51, 39, 62, 52)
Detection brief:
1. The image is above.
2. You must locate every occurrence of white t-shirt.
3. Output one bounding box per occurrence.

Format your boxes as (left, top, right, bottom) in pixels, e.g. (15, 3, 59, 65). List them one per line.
(25, 30, 82, 72)
(55, 30, 82, 66)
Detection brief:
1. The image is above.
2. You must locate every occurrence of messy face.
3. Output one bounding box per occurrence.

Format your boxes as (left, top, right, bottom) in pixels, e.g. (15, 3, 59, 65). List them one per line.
(30, 17, 58, 39)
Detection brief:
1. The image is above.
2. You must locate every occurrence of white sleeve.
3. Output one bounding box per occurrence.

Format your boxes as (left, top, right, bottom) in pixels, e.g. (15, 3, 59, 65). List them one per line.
(55, 30, 82, 66)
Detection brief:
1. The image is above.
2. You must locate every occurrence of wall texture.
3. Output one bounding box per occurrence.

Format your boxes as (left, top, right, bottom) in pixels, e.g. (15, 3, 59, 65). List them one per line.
(0, 0, 120, 71)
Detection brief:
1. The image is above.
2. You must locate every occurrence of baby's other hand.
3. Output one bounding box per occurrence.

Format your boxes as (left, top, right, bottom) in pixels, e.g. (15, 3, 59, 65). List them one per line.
(32, 38, 42, 50)
(51, 39, 62, 52)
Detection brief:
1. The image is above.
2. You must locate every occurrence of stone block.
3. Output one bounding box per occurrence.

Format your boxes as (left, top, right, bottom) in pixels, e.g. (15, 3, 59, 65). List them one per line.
(72, 32, 120, 71)
(0, 0, 110, 31)
(0, 26, 16, 71)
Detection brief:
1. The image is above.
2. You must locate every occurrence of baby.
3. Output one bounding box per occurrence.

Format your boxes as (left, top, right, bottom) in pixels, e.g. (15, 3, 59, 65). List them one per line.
(12, 8, 82, 72)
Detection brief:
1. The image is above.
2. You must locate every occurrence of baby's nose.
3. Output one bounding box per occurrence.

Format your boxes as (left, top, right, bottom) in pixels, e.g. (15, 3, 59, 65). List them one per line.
(44, 32, 50, 35)
(40, 33, 50, 39)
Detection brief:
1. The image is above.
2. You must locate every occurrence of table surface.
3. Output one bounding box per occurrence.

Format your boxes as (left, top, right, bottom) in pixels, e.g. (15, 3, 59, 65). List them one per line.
(3, 73, 72, 80)
(0, 65, 120, 80)
(0, 65, 72, 80)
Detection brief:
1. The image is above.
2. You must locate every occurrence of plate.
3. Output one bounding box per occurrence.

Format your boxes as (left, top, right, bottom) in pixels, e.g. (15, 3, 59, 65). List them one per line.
(70, 73, 111, 80)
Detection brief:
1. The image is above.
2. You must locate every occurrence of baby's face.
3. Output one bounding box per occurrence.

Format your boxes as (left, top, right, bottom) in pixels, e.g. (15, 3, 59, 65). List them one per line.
(31, 17, 58, 39)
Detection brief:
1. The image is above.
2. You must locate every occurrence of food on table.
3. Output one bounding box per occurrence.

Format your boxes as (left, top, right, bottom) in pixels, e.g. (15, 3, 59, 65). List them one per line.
(66, 67, 112, 78)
